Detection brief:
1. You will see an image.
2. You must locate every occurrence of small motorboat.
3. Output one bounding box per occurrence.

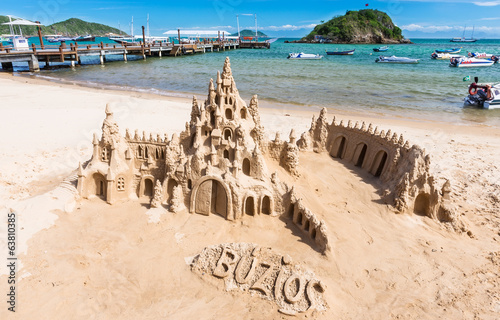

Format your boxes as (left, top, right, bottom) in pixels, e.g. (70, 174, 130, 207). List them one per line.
(449, 57, 497, 67)
(287, 52, 323, 60)
(464, 80, 500, 109)
(435, 48, 461, 54)
(375, 55, 419, 64)
(431, 52, 465, 60)
(326, 49, 355, 55)
(373, 46, 388, 52)
(47, 36, 74, 43)
(468, 52, 497, 59)
(73, 35, 95, 42)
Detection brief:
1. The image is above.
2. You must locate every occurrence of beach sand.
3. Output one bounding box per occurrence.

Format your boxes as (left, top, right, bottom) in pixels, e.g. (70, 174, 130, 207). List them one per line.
(0, 73, 499, 319)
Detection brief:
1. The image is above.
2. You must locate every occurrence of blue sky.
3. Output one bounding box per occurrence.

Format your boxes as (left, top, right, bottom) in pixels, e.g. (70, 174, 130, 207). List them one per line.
(2, 0, 500, 38)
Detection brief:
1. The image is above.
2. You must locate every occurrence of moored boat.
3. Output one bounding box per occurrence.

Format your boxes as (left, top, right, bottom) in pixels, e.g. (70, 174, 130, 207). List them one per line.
(375, 55, 419, 64)
(373, 46, 388, 52)
(464, 80, 500, 109)
(287, 52, 323, 60)
(431, 52, 465, 60)
(449, 57, 497, 67)
(435, 48, 461, 54)
(468, 52, 497, 59)
(74, 35, 95, 42)
(325, 49, 355, 55)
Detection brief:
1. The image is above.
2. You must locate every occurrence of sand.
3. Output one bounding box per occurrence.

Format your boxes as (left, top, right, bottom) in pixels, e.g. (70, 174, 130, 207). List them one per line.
(0, 73, 499, 319)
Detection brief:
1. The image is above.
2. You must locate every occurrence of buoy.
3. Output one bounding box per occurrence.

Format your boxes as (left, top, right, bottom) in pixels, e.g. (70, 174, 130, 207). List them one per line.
(463, 75, 470, 82)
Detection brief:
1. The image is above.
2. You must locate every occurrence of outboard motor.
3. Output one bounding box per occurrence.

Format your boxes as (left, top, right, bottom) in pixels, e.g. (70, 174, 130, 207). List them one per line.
(431, 52, 437, 59)
(491, 55, 499, 63)
(449, 57, 459, 67)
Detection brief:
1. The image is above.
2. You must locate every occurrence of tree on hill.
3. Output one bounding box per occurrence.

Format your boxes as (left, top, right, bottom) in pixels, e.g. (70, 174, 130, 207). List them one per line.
(231, 29, 268, 37)
(46, 18, 122, 36)
(303, 9, 404, 43)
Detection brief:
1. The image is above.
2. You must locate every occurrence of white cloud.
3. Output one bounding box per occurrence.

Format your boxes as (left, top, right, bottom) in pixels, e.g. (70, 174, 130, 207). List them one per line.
(261, 24, 318, 31)
(480, 17, 500, 20)
(401, 23, 500, 33)
(473, 0, 500, 6)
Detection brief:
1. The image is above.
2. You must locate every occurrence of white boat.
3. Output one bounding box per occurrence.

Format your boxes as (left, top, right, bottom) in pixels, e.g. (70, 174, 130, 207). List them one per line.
(451, 25, 477, 43)
(449, 57, 496, 67)
(431, 52, 465, 60)
(375, 55, 419, 64)
(464, 82, 500, 109)
(287, 52, 323, 60)
(468, 52, 498, 60)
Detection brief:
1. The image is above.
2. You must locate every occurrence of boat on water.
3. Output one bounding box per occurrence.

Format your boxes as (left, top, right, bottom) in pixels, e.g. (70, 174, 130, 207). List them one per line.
(287, 52, 323, 60)
(46, 36, 74, 43)
(325, 49, 355, 55)
(449, 57, 497, 67)
(464, 80, 500, 109)
(375, 55, 419, 64)
(373, 46, 388, 52)
(74, 35, 95, 42)
(431, 52, 465, 60)
(468, 52, 497, 59)
(435, 48, 461, 54)
(451, 25, 477, 43)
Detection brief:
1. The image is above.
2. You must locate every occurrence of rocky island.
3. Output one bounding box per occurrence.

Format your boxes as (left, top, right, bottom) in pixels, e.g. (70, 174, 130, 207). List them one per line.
(297, 9, 411, 44)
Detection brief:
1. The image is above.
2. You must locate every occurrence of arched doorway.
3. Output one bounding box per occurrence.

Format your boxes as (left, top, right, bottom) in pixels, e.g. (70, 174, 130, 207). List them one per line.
(144, 178, 153, 197)
(371, 150, 388, 177)
(355, 143, 367, 167)
(414, 193, 430, 217)
(194, 179, 228, 218)
(261, 195, 271, 215)
(93, 173, 106, 199)
(245, 197, 255, 216)
(331, 136, 347, 159)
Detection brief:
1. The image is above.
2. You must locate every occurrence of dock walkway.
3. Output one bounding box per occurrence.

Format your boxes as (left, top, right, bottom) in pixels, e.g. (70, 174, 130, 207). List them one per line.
(0, 40, 240, 72)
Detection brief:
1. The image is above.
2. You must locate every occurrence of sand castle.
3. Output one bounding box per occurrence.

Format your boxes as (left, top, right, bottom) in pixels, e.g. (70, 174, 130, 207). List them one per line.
(77, 57, 461, 258)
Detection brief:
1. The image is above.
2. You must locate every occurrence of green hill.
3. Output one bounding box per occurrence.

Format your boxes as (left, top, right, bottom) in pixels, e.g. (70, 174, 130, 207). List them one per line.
(231, 29, 268, 37)
(45, 18, 122, 36)
(0, 16, 123, 36)
(303, 9, 407, 44)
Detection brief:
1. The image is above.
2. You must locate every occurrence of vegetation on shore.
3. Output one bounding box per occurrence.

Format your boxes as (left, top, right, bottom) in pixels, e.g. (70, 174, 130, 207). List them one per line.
(0, 16, 123, 36)
(302, 9, 407, 44)
(231, 29, 268, 37)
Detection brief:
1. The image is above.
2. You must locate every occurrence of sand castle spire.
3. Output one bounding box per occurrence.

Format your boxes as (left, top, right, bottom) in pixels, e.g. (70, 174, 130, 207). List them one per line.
(222, 56, 232, 79)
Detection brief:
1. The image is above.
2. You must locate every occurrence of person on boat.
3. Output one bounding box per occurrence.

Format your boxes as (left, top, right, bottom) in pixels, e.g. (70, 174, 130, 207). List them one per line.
(477, 84, 492, 100)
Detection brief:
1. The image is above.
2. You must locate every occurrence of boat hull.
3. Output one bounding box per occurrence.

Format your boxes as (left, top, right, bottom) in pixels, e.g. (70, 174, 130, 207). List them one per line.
(451, 58, 494, 67)
(326, 50, 355, 55)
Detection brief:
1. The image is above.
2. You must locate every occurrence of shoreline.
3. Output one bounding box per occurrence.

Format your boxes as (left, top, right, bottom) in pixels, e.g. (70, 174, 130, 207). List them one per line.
(1, 70, 498, 132)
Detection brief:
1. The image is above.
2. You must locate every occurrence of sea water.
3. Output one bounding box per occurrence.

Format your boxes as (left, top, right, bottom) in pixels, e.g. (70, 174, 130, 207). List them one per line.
(6, 37, 500, 127)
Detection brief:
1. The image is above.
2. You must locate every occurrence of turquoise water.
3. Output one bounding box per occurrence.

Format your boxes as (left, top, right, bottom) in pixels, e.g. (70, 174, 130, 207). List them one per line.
(4, 37, 500, 127)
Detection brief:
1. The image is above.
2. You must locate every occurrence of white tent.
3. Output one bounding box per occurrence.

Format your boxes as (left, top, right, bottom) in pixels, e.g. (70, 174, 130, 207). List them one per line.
(163, 29, 237, 39)
(2, 20, 42, 26)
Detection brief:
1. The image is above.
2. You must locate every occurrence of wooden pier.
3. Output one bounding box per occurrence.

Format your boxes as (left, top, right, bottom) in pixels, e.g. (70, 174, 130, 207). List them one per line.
(0, 40, 240, 72)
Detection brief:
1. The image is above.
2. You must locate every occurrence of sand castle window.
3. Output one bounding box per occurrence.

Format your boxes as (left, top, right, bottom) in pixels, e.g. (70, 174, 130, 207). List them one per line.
(138, 146, 143, 158)
(210, 111, 215, 126)
(304, 218, 310, 232)
(187, 179, 192, 190)
(311, 227, 317, 240)
(245, 197, 255, 216)
(101, 148, 110, 161)
(225, 108, 233, 120)
(223, 149, 229, 159)
(156, 148, 160, 159)
(204, 130, 209, 136)
(371, 150, 388, 177)
(145, 147, 149, 159)
(240, 108, 247, 119)
(117, 177, 125, 191)
(242, 158, 251, 176)
(224, 128, 232, 141)
(288, 203, 294, 218)
(261, 195, 271, 215)
(355, 143, 368, 167)
(161, 149, 165, 159)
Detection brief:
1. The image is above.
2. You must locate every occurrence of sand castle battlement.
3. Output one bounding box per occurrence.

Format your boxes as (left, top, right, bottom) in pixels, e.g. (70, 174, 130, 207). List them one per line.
(77, 57, 462, 258)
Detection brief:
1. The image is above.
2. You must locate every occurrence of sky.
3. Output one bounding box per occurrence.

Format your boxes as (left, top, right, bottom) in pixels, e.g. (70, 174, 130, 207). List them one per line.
(2, 0, 500, 38)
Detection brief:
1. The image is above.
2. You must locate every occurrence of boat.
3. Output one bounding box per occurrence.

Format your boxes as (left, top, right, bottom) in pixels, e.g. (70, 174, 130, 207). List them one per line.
(73, 35, 95, 42)
(375, 55, 419, 64)
(464, 80, 500, 109)
(435, 48, 461, 54)
(451, 25, 477, 43)
(287, 52, 323, 60)
(373, 46, 388, 52)
(431, 52, 465, 60)
(449, 57, 496, 67)
(468, 52, 497, 59)
(326, 49, 355, 55)
(46, 36, 74, 42)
